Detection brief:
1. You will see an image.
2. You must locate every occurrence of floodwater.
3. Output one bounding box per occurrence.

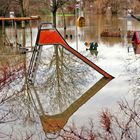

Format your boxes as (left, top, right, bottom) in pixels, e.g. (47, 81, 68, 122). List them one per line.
(0, 14, 140, 139)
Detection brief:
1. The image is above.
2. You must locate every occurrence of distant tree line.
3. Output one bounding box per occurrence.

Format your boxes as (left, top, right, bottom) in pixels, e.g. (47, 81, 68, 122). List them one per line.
(91, 0, 140, 14)
(0, 0, 140, 17)
(0, 0, 75, 17)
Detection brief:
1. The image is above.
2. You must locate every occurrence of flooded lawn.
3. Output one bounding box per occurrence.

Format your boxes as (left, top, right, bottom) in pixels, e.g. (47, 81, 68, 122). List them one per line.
(65, 15, 140, 125)
(0, 14, 140, 139)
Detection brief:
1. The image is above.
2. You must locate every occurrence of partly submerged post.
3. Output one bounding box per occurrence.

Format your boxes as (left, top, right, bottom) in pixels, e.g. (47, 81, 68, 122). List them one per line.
(2, 20, 5, 46)
(14, 20, 18, 50)
(22, 20, 26, 48)
(29, 20, 33, 49)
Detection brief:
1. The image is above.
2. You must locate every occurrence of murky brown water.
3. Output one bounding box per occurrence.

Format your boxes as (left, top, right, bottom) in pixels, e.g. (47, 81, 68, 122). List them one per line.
(0, 14, 140, 139)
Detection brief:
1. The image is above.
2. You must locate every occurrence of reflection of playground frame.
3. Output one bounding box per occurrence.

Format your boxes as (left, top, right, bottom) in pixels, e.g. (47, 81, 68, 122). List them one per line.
(40, 77, 111, 133)
(28, 23, 114, 135)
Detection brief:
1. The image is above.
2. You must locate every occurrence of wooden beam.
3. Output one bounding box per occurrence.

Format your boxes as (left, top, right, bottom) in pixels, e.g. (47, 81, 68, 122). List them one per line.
(0, 16, 40, 21)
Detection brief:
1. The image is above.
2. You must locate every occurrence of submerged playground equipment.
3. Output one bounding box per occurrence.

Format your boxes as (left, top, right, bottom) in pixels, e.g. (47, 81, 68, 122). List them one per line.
(131, 31, 140, 54)
(0, 16, 40, 90)
(27, 22, 114, 136)
(130, 14, 140, 54)
(0, 18, 114, 136)
(0, 18, 114, 134)
(101, 29, 133, 38)
(0, 16, 40, 51)
(28, 23, 114, 82)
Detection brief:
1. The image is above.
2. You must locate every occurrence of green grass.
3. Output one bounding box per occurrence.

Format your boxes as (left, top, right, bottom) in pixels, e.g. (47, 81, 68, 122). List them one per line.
(57, 13, 75, 16)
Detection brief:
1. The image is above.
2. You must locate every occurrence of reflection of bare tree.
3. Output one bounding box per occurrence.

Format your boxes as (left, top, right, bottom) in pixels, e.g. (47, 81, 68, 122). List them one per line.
(124, 56, 140, 97)
(0, 81, 43, 139)
(35, 45, 97, 114)
(0, 92, 18, 124)
(59, 97, 140, 140)
(0, 54, 38, 139)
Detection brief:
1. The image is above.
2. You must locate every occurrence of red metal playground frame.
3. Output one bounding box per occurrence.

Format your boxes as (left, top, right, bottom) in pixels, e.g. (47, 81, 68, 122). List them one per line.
(28, 22, 114, 82)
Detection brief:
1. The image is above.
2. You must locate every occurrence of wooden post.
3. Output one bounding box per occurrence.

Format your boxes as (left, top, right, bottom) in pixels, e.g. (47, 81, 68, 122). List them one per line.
(29, 20, 33, 49)
(14, 21, 18, 51)
(75, 8, 79, 51)
(22, 20, 26, 48)
(2, 20, 5, 46)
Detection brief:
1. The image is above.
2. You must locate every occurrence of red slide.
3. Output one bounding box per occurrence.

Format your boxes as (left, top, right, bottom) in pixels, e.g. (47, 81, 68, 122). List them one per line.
(36, 23, 114, 80)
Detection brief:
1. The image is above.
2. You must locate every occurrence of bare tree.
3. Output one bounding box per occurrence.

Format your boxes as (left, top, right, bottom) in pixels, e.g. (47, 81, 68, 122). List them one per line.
(0, 0, 12, 16)
(59, 98, 140, 140)
(11, 0, 29, 16)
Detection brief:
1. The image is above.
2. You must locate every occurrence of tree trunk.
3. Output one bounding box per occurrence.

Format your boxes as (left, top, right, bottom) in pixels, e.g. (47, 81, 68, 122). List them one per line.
(53, 11, 57, 27)
(19, 0, 26, 17)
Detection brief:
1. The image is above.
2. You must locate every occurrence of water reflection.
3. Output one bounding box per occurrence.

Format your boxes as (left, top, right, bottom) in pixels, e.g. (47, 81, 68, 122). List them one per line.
(0, 13, 140, 139)
(131, 43, 140, 54)
(29, 44, 113, 135)
(40, 77, 111, 134)
(0, 54, 25, 91)
(33, 45, 102, 114)
(0, 29, 12, 53)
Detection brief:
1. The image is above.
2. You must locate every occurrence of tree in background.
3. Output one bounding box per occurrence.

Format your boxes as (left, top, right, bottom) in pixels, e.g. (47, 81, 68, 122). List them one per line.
(0, 0, 12, 16)
(14, 0, 30, 16)
(48, 0, 72, 27)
